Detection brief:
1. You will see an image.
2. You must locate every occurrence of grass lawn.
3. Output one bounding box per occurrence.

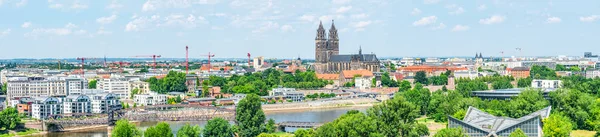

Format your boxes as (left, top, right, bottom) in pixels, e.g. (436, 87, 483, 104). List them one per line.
(417, 116, 446, 135)
(271, 132, 294, 137)
(571, 130, 597, 137)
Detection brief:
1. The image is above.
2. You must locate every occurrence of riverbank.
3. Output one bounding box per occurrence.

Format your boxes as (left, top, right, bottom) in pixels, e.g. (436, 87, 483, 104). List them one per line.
(262, 98, 378, 113)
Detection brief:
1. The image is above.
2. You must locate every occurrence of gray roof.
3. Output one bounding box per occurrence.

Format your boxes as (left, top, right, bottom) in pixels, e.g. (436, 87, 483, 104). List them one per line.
(459, 106, 551, 133)
(329, 54, 379, 62)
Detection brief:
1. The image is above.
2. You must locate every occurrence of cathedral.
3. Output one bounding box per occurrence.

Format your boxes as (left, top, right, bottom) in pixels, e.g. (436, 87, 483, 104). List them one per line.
(313, 21, 380, 74)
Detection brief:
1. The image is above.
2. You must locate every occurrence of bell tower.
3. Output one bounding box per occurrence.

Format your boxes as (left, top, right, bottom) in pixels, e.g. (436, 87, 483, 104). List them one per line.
(315, 21, 328, 63)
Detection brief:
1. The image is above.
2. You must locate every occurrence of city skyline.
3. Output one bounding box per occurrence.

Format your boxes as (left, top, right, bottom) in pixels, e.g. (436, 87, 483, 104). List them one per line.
(1, 0, 600, 59)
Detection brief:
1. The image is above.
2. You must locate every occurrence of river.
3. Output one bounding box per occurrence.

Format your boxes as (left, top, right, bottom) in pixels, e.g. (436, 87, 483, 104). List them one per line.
(27, 107, 369, 137)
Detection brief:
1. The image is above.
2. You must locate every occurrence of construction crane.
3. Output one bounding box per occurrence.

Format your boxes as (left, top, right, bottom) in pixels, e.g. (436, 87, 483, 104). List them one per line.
(200, 52, 215, 71)
(114, 61, 128, 73)
(132, 55, 162, 69)
(247, 53, 251, 66)
(186, 46, 189, 74)
(76, 57, 98, 77)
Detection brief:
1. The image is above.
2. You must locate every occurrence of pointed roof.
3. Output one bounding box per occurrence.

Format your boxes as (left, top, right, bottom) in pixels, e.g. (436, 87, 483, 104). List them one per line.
(330, 20, 337, 31)
(318, 20, 325, 31)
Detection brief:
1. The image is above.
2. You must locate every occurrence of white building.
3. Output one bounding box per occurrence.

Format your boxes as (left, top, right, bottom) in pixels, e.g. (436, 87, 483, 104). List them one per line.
(453, 71, 480, 79)
(31, 97, 62, 119)
(531, 79, 562, 89)
(134, 92, 167, 106)
(7, 76, 87, 102)
(98, 78, 131, 99)
(65, 77, 88, 95)
(129, 80, 150, 94)
(90, 93, 121, 114)
(63, 95, 92, 116)
(354, 77, 372, 90)
(586, 70, 600, 79)
(253, 56, 265, 68)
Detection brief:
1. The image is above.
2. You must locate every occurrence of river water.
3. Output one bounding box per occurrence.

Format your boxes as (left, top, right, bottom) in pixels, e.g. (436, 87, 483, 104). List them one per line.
(28, 107, 369, 137)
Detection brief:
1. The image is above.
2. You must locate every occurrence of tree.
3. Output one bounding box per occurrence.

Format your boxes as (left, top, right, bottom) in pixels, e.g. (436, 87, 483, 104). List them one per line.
(176, 123, 201, 137)
(204, 118, 233, 137)
(543, 114, 573, 137)
(202, 80, 210, 97)
(112, 120, 142, 137)
(398, 80, 411, 92)
(316, 111, 379, 137)
(294, 129, 316, 137)
(0, 107, 21, 130)
(414, 71, 428, 85)
(265, 118, 276, 133)
(144, 122, 173, 137)
(1, 83, 7, 94)
(549, 89, 596, 130)
(88, 79, 97, 89)
(175, 96, 182, 103)
(433, 128, 466, 137)
(138, 68, 149, 73)
(555, 64, 567, 71)
(570, 66, 581, 72)
(256, 133, 278, 137)
(509, 128, 527, 137)
(368, 95, 428, 137)
(130, 88, 139, 99)
(235, 94, 266, 137)
(402, 83, 431, 115)
(452, 109, 466, 120)
(508, 89, 549, 118)
(517, 77, 532, 88)
(492, 80, 513, 89)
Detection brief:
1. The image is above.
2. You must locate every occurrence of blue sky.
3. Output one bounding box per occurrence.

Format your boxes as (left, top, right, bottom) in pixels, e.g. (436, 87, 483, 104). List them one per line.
(0, 0, 599, 59)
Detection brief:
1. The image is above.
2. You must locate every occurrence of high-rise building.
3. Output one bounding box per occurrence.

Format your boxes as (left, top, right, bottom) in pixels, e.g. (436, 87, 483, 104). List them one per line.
(7, 77, 87, 102)
(98, 78, 131, 99)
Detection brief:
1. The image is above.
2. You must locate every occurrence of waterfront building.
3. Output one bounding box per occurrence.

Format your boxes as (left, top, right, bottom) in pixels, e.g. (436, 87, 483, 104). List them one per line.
(7, 76, 87, 102)
(62, 95, 92, 116)
(133, 92, 167, 106)
(354, 77, 372, 90)
(313, 21, 380, 73)
(271, 88, 305, 102)
(31, 97, 62, 119)
(17, 97, 34, 117)
(531, 79, 561, 89)
(98, 78, 131, 99)
(449, 106, 551, 137)
(90, 93, 120, 114)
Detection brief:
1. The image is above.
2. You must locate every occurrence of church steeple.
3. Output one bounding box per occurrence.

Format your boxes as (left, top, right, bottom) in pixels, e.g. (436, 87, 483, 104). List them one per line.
(359, 46, 362, 55)
(316, 21, 326, 40)
(328, 20, 338, 40)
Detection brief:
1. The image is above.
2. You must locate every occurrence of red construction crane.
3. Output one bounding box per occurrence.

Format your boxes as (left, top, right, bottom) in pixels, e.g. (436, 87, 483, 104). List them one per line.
(76, 57, 98, 76)
(200, 52, 215, 71)
(247, 53, 251, 66)
(186, 46, 189, 74)
(114, 61, 128, 73)
(132, 55, 162, 69)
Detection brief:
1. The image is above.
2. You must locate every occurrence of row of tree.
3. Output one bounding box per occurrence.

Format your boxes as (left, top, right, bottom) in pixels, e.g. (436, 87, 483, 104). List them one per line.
(205, 69, 330, 95)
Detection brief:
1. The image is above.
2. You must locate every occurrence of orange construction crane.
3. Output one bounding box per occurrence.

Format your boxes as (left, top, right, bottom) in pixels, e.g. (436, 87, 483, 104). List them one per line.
(200, 52, 215, 71)
(132, 55, 161, 69)
(76, 57, 99, 77)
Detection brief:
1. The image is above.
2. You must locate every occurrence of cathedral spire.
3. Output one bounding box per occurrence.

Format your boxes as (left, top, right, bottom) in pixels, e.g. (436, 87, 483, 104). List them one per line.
(328, 20, 338, 40)
(359, 46, 362, 55)
(316, 20, 326, 40)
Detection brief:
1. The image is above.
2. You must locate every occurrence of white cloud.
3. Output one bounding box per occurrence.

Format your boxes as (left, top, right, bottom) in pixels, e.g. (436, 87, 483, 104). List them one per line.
(65, 23, 78, 29)
(299, 15, 315, 22)
(96, 15, 118, 24)
(74, 29, 87, 35)
(48, 0, 88, 10)
(212, 13, 227, 17)
(351, 13, 368, 19)
(431, 23, 445, 30)
(413, 16, 437, 26)
(579, 15, 599, 22)
(452, 25, 470, 31)
(142, 0, 157, 11)
(211, 26, 224, 30)
(252, 21, 279, 33)
(49, 3, 63, 9)
(71, 2, 88, 9)
(411, 8, 421, 15)
(477, 4, 487, 11)
(97, 27, 112, 35)
(106, 0, 124, 9)
(335, 6, 352, 13)
(319, 15, 333, 22)
(280, 25, 295, 32)
(24, 23, 81, 38)
(161, 14, 206, 28)
(353, 21, 372, 28)
(446, 4, 465, 15)
(424, 0, 439, 4)
(546, 17, 561, 23)
(125, 14, 206, 32)
(332, 0, 350, 4)
(21, 22, 32, 28)
(479, 15, 506, 24)
(15, 0, 26, 7)
(125, 15, 161, 32)
(1, 29, 11, 37)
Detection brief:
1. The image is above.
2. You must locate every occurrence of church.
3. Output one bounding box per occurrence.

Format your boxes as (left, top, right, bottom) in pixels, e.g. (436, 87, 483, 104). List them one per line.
(313, 21, 380, 74)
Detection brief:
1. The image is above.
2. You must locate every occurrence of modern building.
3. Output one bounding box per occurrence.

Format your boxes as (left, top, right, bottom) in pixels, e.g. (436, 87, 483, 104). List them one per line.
(98, 78, 131, 99)
(62, 95, 92, 116)
(313, 21, 380, 73)
(129, 80, 150, 95)
(471, 88, 555, 100)
(65, 77, 88, 95)
(531, 80, 561, 89)
(133, 92, 168, 106)
(585, 70, 600, 79)
(31, 97, 62, 119)
(271, 88, 305, 102)
(90, 93, 121, 114)
(507, 67, 530, 79)
(7, 76, 87, 102)
(448, 106, 551, 137)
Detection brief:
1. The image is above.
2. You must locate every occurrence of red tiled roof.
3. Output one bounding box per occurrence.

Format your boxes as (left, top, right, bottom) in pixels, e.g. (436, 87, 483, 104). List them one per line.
(316, 73, 339, 80)
(342, 69, 373, 78)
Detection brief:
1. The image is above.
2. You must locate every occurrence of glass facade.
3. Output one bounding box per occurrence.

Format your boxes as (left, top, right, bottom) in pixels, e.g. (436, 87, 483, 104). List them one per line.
(496, 118, 540, 137)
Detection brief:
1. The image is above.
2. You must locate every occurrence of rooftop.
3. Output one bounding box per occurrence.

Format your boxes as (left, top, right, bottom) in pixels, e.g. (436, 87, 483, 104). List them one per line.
(457, 106, 551, 133)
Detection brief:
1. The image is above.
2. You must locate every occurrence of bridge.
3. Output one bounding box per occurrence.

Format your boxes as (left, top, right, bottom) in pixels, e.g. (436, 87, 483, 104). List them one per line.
(44, 104, 235, 131)
(277, 121, 323, 133)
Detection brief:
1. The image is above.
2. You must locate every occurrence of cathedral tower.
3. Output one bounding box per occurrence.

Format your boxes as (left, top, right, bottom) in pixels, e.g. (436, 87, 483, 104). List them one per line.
(328, 20, 339, 56)
(315, 21, 328, 63)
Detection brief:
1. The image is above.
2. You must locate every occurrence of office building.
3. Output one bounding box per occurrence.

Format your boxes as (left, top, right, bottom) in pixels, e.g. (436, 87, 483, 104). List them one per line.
(98, 78, 130, 99)
(129, 80, 150, 95)
(7, 77, 87, 102)
(449, 106, 551, 137)
(90, 93, 121, 114)
(63, 95, 92, 116)
(134, 92, 168, 106)
(31, 97, 62, 119)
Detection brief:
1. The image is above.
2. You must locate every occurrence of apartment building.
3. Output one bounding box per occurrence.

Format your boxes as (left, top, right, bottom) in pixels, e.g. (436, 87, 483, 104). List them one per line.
(129, 80, 150, 95)
(90, 93, 121, 114)
(98, 78, 130, 99)
(63, 95, 92, 116)
(134, 92, 167, 106)
(31, 97, 62, 119)
(531, 79, 562, 89)
(7, 77, 87, 102)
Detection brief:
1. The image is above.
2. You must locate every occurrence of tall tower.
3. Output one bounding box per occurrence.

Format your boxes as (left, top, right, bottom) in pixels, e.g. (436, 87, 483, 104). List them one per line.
(328, 20, 339, 56)
(315, 21, 328, 63)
